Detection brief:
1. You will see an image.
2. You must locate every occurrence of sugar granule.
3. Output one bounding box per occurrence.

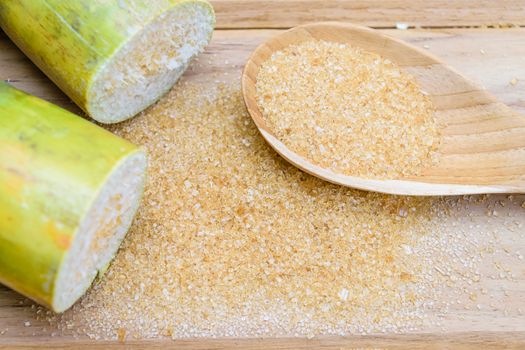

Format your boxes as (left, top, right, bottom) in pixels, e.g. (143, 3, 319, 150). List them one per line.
(41, 81, 512, 339)
(256, 40, 440, 179)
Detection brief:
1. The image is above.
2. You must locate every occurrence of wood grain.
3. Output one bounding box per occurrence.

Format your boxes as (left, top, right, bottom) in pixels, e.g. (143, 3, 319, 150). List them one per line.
(211, 0, 525, 29)
(2, 28, 524, 114)
(2, 332, 525, 349)
(242, 23, 525, 195)
(1, 27, 525, 348)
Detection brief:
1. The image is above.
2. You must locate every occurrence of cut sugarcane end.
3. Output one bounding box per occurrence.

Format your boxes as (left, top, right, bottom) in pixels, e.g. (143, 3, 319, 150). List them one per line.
(52, 149, 147, 312)
(87, 2, 215, 123)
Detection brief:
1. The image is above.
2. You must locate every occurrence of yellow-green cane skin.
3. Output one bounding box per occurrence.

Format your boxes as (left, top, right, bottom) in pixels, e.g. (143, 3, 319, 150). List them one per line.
(0, 0, 214, 120)
(0, 82, 142, 310)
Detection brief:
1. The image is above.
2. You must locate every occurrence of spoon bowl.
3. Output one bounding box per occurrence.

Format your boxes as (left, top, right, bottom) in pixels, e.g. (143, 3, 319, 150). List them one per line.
(242, 22, 525, 195)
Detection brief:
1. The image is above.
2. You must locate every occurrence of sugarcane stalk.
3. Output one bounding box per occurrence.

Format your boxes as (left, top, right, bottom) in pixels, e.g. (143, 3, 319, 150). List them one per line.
(0, 82, 147, 312)
(0, 0, 215, 123)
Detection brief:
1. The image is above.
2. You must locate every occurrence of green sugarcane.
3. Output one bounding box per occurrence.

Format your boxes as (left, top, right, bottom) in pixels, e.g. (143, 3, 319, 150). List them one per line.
(0, 82, 147, 312)
(0, 0, 215, 123)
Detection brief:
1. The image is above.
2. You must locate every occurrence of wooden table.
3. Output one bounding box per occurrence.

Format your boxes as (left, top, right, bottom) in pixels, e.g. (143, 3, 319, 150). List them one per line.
(1, 1, 525, 349)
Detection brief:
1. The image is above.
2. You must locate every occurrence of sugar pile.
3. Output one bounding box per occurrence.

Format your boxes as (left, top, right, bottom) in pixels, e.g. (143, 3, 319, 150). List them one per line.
(41, 81, 522, 340)
(256, 40, 440, 179)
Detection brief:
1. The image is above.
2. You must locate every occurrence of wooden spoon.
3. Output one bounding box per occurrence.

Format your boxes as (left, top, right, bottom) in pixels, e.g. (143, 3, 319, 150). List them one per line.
(242, 22, 525, 196)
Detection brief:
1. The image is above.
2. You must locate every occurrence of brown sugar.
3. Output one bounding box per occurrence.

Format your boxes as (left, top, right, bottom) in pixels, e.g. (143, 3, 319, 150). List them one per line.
(255, 40, 440, 179)
(42, 81, 519, 339)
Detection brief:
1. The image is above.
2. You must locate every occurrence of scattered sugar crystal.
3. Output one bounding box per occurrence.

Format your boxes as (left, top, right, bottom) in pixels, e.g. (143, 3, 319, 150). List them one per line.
(396, 23, 409, 30)
(338, 289, 350, 301)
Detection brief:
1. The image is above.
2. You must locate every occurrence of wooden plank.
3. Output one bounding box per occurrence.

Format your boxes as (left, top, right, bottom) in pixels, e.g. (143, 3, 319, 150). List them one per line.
(1, 28, 525, 347)
(1, 332, 525, 349)
(211, 0, 525, 29)
(2, 28, 523, 115)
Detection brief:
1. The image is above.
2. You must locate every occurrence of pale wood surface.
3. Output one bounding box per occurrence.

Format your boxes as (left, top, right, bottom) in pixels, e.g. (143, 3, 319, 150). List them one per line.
(3, 29, 524, 115)
(1, 15, 525, 350)
(242, 22, 525, 195)
(211, 0, 525, 29)
(2, 332, 525, 349)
